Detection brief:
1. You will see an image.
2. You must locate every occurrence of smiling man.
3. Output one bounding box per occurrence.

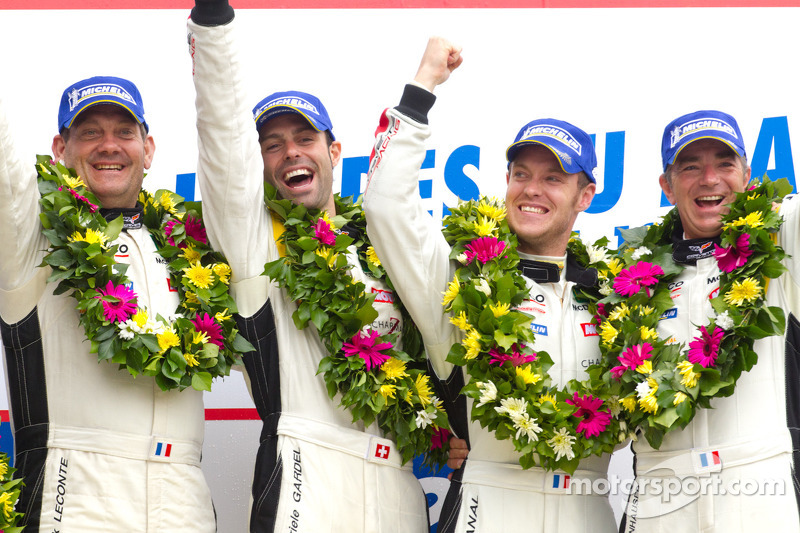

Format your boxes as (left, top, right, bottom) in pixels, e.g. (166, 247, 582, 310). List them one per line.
(0, 76, 215, 532)
(187, 2, 429, 531)
(618, 110, 800, 532)
(362, 37, 617, 533)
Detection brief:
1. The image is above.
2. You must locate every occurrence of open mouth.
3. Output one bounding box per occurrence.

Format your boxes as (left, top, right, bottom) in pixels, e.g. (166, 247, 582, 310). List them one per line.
(94, 163, 123, 171)
(695, 195, 724, 208)
(284, 168, 313, 188)
(521, 205, 548, 215)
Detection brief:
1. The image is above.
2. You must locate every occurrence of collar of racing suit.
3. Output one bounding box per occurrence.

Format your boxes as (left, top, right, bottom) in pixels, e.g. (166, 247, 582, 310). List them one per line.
(100, 204, 145, 230)
(669, 216, 721, 265)
(517, 251, 598, 287)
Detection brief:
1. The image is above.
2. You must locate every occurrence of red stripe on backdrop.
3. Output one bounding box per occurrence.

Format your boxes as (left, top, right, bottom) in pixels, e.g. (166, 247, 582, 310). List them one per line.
(4, 0, 800, 8)
(0, 408, 260, 422)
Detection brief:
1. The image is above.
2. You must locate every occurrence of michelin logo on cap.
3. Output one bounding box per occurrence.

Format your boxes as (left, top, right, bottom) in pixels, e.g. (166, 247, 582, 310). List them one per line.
(68, 83, 137, 112)
(669, 118, 739, 149)
(253, 96, 319, 121)
(521, 124, 582, 155)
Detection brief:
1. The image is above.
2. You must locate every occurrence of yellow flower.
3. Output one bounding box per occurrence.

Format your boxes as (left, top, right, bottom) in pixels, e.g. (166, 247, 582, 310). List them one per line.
(70, 227, 107, 245)
(539, 394, 559, 410)
(636, 360, 653, 375)
(215, 309, 232, 322)
(184, 352, 200, 367)
(724, 277, 761, 306)
(639, 326, 658, 341)
(132, 309, 149, 328)
(489, 302, 510, 318)
(450, 311, 470, 331)
(676, 360, 700, 388)
(599, 322, 618, 345)
(315, 247, 339, 269)
(213, 263, 232, 284)
(63, 175, 85, 189)
(320, 211, 337, 229)
(608, 303, 630, 322)
(516, 365, 542, 385)
(366, 246, 381, 267)
(606, 257, 623, 276)
(639, 394, 659, 414)
(473, 216, 497, 237)
(379, 384, 397, 400)
(620, 396, 637, 413)
(0, 460, 7, 477)
(185, 291, 200, 305)
(159, 191, 177, 213)
(442, 277, 460, 306)
(157, 328, 180, 352)
(639, 305, 655, 316)
(184, 263, 214, 289)
(138, 190, 149, 205)
(463, 328, 482, 360)
(476, 199, 506, 221)
(182, 244, 202, 264)
(673, 392, 688, 405)
(381, 358, 409, 381)
(0, 490, 13, 520)
(723, 211, 763, 230)
(193, 330, 209, 345)
(415, 374, 433, 406)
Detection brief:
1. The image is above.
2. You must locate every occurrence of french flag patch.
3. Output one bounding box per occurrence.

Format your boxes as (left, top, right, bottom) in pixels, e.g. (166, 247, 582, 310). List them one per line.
(552, 474, 570, 489)
(154, 442, 172, 458)
(692, 449, 722, 474)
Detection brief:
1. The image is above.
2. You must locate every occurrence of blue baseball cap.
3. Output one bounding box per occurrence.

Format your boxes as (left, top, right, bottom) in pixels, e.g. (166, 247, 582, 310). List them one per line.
(506, 119, 598, 183)
(661, 110, 745, 171)
(58, 76, 148, 133)
(252, 90, 335, 140)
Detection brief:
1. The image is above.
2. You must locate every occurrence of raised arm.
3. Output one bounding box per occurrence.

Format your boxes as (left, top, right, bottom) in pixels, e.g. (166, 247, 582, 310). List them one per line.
(188, 0, 275, 316)
(363, 37, 463, 379)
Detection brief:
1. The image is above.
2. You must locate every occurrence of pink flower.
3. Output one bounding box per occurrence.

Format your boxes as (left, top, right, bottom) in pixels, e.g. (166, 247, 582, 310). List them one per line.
(96, 280, 137, 323)
(59, 186, 99, 212)
(165, 216, 208, 248)
(488, 343, 536, 366)
(313, 218, 336, 246)
(192, 313, 225, 348)
(610, 342, 653, 379)
(431, 427, 451, 450)
(687, 325, 724, 367)
(714, 234, 752, 273)
(566, 392, 611, 438)
(342, 329, 393, 371)
(613, 261, 664, 297)
(464, 237, 506, 264)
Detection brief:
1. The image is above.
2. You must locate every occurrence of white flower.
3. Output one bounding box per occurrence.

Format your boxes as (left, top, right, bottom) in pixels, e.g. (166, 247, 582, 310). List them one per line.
(547, 427, 576, 461)
(599, 281, 613, 296)
(635, 380, 653, 399)
(716, 310, 734, 331)
(118, 321, 136, 340)
(474, 278, 492, 297)
(415, 410, 435, 429)
(495, 397, 528, 418)
(631, 246, 652, 260)
(456, 253, 469, 265)
(514, 413, 543, 442)
(476, 381, 498, 407)
(586, 244, 610, 264)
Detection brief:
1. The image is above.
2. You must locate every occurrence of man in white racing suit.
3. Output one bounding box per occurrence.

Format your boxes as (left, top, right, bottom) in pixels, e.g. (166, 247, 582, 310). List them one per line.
(618, 110, 800, 531)
(362, 38, 617, 533)
(187, 2, 428, 531)
(0, 77, 216, 531)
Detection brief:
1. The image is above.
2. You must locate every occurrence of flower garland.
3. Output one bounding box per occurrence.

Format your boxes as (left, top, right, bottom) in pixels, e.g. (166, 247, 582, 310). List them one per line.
(262, 185, 450, 467)
(0, 452, 24, 532)
(36, 156, 253, 392)
(582, 177, 790, 449)
(441, 198, 625, 474)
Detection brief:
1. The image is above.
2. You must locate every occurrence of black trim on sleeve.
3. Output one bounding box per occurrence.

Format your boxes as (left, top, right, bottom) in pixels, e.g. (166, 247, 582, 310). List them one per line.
(190, 0, 235, 26)
(395, 84, 437, 125)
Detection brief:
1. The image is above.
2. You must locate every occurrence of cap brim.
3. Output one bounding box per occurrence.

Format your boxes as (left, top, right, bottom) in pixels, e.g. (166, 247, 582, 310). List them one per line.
(66, 99, 147, 132)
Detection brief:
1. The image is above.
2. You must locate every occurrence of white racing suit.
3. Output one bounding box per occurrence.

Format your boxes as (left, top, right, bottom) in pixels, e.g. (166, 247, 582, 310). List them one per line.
(0, 103, 215, 532)
(362, 84, 617, 533)
(187, 18, 428, 533)
(619, 201, 800, 532)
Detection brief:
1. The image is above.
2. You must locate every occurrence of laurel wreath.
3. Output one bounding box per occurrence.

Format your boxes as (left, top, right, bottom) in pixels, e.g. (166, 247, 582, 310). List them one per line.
(36, 155, 253, 392)
(262, 185, 450, 467)
(0, 452, 24, 532)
